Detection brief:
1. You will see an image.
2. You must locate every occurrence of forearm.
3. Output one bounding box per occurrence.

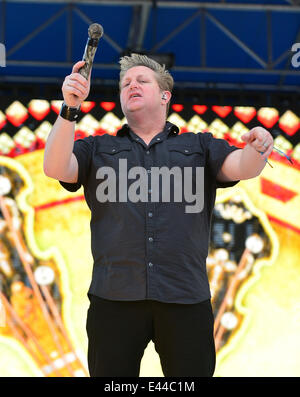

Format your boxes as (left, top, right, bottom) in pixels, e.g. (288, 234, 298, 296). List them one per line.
(43, 115, 75, 178)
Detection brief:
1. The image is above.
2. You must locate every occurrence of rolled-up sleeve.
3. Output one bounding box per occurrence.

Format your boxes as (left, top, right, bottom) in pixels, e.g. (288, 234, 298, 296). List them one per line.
(203, 132, 240, 189)
(59, 135, 94, 192)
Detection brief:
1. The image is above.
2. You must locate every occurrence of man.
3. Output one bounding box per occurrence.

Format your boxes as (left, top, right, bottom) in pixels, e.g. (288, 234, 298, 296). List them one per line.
(43, 53, 273, 377)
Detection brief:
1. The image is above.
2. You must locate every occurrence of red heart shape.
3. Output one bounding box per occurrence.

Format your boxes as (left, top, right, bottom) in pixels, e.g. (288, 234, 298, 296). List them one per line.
(212, 106, 232, 118)
(100, 102, 116, 112)
(172, 104, 184, 112)
(192, 105, 207, 114)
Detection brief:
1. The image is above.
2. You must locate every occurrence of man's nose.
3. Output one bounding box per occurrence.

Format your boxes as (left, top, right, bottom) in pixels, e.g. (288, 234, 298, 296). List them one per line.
(129, 80, 138, 89)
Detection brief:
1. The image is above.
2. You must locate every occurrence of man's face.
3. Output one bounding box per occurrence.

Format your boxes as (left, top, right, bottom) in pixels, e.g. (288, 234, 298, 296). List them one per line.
(120, 66, 163, 117)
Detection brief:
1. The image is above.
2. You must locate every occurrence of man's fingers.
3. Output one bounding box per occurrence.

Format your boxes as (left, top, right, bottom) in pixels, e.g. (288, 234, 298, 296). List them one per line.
(62, 61, 90, 107)
(255, 134, 272, 152)
(251, 137, 265, 151)
(64, 86, 83, 99)
(70, 61, 92, 87)
(66, 68, 89, 89)
(240, 132, 249, 142)
(241, 130, 255, 143)
(242, 126, 274, 164)
(72, 60, 85, 74)
(261, 142, 274, 160)
(65, 79, 87, 97)
(72, 61, 89, 83)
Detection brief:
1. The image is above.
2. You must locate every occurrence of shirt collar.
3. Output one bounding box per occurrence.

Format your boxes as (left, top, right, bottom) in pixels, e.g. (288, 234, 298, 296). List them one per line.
(116, 121, 179, 138)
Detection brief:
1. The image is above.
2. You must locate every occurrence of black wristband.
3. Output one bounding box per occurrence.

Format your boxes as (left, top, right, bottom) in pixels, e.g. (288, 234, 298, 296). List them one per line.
(60, 102, 81, 122)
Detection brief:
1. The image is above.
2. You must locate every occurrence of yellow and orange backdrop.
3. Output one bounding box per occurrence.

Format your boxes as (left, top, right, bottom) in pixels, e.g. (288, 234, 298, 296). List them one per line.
(0, 100, 299, 377)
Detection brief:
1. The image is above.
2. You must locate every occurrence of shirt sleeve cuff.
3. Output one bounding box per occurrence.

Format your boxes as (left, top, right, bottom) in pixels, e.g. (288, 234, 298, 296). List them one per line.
(215, 146, 240, 189)
(58, 151, 82, 192)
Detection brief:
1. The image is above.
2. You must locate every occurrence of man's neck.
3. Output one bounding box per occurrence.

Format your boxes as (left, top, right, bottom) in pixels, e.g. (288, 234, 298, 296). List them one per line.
(127, 114, 166, 145)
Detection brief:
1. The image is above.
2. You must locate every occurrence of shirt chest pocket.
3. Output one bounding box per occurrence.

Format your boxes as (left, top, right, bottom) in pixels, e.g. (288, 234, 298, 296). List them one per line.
(167, 144, 205, 168)
(94, 144, 133, 169)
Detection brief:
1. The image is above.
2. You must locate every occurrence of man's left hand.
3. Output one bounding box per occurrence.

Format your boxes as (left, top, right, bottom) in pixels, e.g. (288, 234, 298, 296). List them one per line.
(241, 127, 274, 160)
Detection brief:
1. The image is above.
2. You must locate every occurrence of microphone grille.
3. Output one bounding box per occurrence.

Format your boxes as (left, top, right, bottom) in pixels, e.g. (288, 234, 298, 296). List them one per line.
(88, 23, 104, 39)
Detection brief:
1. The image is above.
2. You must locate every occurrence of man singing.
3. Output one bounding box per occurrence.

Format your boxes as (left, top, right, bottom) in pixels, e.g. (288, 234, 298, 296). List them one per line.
(43, 53, 273, 377)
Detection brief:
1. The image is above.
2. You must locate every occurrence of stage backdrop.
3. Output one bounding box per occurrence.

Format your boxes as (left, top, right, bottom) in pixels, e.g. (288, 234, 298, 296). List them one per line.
(0, 99, 299, 377)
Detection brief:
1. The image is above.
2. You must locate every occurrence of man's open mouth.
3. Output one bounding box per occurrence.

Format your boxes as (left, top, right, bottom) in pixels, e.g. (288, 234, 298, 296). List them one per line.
(129, 93, 142, 99)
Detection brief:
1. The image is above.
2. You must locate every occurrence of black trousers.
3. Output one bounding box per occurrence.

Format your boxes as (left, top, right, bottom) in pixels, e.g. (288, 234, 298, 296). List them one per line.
(86, 295, 216, 377)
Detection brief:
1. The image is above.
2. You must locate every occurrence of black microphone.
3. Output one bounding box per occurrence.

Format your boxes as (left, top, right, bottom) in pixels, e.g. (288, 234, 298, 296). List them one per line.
(79, 23, 104, 80)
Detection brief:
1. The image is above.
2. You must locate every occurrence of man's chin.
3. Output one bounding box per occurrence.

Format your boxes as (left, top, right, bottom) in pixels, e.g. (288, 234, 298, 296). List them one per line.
(126, 105, 144, 114)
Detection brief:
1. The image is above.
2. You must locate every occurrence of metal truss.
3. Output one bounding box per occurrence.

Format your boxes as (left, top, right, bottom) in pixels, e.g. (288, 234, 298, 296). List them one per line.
(4, 0, 300, 11)
(1, 0, 300, 94)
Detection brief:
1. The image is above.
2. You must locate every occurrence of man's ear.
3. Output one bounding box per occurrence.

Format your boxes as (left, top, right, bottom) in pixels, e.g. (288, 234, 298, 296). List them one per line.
(161, 91, 171, 102)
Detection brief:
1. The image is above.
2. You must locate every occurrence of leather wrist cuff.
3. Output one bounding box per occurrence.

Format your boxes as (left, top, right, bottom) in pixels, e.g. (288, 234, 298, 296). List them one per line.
(60, 102, 81, 122)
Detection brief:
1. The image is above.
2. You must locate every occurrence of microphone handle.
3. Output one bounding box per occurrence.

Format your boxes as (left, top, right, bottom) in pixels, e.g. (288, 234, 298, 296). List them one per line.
(79, 37, 99, 80)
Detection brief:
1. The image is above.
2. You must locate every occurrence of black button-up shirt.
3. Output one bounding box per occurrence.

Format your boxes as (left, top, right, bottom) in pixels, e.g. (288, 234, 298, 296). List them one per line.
(59, 121, 240, 304)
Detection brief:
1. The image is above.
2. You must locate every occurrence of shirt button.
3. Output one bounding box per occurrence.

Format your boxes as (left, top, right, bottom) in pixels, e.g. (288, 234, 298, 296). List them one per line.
(184, 149, 189, 153)
(148, 237, 153, 242)
(148, 262, 153, 267)
(147, 169, 151, 174)
(148, 212, 153, 217)
(146, 150, 150, 154)
(112, 148, 116, 152)
(156, 137, 161, 141)
(135, 137, 139, 141)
